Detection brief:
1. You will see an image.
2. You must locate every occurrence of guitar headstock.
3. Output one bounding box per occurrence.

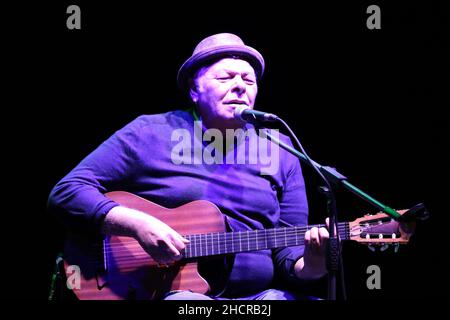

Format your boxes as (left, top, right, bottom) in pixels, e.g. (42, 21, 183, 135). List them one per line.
(348, 209, 416, 251)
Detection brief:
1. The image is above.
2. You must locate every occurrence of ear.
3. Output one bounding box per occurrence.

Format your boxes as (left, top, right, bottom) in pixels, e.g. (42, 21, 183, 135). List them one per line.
(188, 79, 199, 103)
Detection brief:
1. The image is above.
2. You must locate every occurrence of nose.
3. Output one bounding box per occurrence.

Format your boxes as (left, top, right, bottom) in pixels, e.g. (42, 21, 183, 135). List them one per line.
(231, 76, 247, 95)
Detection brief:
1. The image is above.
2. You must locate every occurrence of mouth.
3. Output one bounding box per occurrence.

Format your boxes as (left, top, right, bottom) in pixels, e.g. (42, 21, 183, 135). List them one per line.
(224, 100, 248, 106)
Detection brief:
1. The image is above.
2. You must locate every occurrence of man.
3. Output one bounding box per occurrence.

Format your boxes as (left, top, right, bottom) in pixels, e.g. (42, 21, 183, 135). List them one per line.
(48, 33, 329, 300)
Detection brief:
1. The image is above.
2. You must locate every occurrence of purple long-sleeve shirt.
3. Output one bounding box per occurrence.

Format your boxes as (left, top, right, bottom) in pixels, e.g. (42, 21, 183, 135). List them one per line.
(48, 109, 309, 297)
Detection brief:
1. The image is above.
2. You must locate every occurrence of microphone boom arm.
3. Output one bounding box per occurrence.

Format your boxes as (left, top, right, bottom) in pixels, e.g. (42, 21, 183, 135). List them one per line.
(260, 129, 403, 220)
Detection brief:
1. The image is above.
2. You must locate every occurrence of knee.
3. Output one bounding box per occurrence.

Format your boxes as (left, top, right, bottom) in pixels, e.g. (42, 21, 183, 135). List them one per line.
(257, 289, 298, 300)
(163, 291, 214, 300)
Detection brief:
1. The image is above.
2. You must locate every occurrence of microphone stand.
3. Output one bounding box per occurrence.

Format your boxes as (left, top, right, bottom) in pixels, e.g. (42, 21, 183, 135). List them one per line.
(259, 126, 403, 300)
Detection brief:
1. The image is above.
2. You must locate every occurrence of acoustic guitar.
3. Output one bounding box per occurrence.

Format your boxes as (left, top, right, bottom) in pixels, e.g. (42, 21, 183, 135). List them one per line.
(62, 191, 416, 300)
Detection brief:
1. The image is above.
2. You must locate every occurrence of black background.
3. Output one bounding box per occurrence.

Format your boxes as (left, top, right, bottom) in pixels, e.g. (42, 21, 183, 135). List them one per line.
(5, 0, 448, 304)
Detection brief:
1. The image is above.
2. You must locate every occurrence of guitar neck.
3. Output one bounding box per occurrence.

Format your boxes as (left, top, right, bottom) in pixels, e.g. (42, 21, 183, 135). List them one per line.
(183, 222, 350, 258)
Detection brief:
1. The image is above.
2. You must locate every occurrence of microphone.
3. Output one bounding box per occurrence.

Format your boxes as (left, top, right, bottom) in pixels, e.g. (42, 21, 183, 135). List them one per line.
(234, 106, 279, 123)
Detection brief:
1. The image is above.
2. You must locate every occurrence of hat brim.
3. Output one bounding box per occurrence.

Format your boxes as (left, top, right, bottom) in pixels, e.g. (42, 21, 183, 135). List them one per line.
(177, 45, 265, 92)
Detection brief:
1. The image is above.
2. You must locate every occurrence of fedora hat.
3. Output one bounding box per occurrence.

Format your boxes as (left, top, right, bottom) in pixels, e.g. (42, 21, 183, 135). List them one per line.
(177, 33, 265, 92)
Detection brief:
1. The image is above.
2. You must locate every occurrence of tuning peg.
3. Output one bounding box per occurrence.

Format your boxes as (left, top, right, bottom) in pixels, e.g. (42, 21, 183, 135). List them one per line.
(380, 244, 389, 251)
(368, 245, 376, 252)
(394, 243, 400, 253)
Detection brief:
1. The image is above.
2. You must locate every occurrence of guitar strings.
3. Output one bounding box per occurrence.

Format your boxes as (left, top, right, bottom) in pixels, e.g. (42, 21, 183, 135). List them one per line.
(87, 224, 349, 257)
(97, 218, 395, 256)
(79, 219, 397, 267)
(84, 238, 313, 268)
(94, 229, 396, 264)
(86, 224, 396, 268)
(102, 223, 348, 248)
(98, 225, 349, 255)
(82, 226, 350, 266)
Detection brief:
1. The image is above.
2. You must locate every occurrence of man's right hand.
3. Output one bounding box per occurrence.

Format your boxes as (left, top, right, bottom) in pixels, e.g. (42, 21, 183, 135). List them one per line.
(101, 206, 189, 265)
(134, 213, 190, 264)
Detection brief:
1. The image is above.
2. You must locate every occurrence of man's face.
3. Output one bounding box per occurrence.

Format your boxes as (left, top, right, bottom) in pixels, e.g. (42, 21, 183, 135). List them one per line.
(190, 58, 258, 129)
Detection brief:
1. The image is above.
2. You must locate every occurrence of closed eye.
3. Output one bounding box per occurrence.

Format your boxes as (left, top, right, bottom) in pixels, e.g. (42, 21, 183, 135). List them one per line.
(216, 76, 255, 85)
(216, 76, 233, 81)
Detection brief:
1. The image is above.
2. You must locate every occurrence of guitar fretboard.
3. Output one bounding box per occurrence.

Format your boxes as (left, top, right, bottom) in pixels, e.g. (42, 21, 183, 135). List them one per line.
(183, 222, 350, 258)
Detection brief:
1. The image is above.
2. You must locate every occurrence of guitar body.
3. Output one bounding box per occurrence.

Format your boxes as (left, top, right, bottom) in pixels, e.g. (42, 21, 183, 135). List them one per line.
(63, 191, 227, 300)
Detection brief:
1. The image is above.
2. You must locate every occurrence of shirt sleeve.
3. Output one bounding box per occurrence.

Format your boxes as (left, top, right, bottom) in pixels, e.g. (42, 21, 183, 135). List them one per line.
(272, 138, 310, 283)
(47, 117, 144, 235)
